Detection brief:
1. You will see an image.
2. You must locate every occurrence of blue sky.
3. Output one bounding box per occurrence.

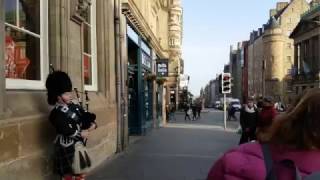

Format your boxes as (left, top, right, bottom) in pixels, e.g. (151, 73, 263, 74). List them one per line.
(182, 0, 299, 96)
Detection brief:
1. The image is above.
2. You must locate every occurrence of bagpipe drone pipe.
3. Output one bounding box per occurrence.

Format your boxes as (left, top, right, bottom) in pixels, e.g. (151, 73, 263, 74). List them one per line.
(73, 88, 97, 130)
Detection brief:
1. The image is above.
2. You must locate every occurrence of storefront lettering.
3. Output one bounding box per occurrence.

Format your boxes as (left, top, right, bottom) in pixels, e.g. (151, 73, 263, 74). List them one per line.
(156, 60, 169, 77)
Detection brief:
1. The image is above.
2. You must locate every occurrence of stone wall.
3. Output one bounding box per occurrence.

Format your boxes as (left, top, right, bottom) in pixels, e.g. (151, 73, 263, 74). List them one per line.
(0, 0, 118, 179)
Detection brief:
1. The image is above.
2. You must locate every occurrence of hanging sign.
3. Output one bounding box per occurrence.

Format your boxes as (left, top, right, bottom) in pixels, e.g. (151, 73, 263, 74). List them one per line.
(156, 59, 169, 77)
(142, 52, 152, 70)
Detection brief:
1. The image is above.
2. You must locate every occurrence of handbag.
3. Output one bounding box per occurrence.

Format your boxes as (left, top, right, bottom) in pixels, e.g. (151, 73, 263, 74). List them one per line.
(72, 141, 92, 174)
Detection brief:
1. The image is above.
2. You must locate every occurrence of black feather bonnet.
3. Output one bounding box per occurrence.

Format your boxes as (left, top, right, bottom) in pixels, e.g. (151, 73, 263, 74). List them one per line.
(45, 71, 72, 105)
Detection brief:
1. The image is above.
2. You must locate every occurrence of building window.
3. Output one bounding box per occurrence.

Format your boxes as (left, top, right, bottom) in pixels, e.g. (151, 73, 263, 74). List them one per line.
(169, 38, 175, 47)
(83, 0, 97, 91)
(4, 0, 48, 89)
(287, 56, 291, 62)
(287, 43, 291, 49)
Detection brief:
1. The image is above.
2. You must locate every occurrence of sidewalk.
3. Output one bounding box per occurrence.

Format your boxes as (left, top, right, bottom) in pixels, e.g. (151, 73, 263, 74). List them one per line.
(88, 110, 240, 180)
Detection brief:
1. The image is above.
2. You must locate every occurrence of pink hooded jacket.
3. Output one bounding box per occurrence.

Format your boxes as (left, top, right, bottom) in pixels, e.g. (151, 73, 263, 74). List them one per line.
(207, 142, 320, 180)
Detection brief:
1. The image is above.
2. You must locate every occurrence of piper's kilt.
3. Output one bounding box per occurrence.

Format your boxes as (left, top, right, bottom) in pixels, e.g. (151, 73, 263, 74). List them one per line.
(53, 143, 75, 176)
(53, 141, 92, 176)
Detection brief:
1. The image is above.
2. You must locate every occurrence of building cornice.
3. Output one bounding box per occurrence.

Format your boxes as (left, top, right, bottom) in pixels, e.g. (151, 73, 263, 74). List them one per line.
(122, 0, 167, 58)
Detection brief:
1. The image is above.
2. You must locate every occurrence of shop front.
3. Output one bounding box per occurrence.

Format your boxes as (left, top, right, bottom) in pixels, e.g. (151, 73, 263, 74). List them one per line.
(127, 25, 154, 135)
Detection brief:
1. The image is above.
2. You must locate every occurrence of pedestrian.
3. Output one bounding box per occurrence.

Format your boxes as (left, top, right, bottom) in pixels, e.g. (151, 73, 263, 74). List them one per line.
(256, 96, 277, 137)
(184, 104, 191, 121)
(227, 104, 237, 121)
(207, 89, 320, 180)
(169, 104, 176, 121)
(239, 97, 258, 144)
(192, 104, 197, 121)
(256, 96, 264, 112)
(46, 71, 97, 180)
(197, 103, 202, 119)
(166, 105, 170, 122)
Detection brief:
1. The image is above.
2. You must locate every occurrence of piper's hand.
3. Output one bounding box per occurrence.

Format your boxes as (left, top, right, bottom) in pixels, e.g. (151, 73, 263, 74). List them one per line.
(88, 123, 97, 131)
(81, 130, 89, 138)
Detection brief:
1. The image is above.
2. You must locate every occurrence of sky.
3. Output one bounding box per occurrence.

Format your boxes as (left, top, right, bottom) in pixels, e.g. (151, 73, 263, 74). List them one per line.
(182, 0, 307, 96)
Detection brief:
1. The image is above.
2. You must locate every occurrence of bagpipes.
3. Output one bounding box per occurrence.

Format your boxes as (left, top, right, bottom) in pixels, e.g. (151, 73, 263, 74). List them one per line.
(73, 88, 97, 130)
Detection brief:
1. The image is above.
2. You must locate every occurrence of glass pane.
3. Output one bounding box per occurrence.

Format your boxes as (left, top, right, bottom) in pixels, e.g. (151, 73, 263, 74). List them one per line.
(5, 27, 41, 80)
(85, 4, 91, 23)
(19, 0, 40, 34)
(83, 24, 91, 54)
(83, 54, 92, 85)
(5, 0, 17, 25)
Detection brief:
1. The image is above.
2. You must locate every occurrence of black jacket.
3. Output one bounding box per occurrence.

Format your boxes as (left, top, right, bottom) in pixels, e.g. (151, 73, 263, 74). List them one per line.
(240, 105, 258, 131)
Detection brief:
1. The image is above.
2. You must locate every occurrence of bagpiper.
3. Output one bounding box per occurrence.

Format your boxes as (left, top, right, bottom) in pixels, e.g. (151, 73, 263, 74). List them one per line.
(46, 71, 97, 180)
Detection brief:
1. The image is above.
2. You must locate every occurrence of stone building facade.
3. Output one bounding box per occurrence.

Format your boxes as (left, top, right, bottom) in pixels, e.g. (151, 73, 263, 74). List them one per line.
(0, 0, 118, 179)
(290, 0, 320, 98)
(0, 0, 183, 179)
(247, 0, 309, 103)
(122, 0, 183, 130)
(248, 32, 264, 98)
(167, 0, 183, 109)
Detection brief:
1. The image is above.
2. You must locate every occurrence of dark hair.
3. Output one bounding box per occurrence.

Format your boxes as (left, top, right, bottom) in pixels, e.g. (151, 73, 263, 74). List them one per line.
(259, 89, 320, 150)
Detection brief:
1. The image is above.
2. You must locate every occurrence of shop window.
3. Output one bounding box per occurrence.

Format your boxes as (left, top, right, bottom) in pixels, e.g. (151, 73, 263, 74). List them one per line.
(4, 0, 48, 89)
(83, 0, 97, 91)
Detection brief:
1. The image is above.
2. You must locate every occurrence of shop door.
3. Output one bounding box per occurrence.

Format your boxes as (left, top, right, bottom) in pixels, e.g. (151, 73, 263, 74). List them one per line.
(128, 67, 139, 135)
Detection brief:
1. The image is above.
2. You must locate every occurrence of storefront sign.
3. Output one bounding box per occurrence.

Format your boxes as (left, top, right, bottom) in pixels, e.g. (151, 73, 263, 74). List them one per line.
(156, 59, 169, 77)
(141, 40, 151, 56)
(127, 25, 139, 45)
(142, 52, 152, 70)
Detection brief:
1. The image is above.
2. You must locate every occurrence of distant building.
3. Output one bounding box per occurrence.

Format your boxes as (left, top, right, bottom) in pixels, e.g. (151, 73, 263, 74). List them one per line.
(230, 42, 246, 102)
(248, 0, 309, 104)
(242, 41, 250, 103)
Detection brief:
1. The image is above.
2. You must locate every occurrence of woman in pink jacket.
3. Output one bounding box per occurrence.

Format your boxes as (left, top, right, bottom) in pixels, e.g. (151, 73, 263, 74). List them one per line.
(207, 89, 320, 180)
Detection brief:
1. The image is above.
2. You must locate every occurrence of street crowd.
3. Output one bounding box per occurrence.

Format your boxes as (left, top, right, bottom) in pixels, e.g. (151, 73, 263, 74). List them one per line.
(207, 89, 320, 180)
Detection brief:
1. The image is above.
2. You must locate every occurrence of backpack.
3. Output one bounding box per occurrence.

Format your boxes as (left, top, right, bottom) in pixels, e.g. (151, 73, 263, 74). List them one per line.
(262, 144, 320, 180)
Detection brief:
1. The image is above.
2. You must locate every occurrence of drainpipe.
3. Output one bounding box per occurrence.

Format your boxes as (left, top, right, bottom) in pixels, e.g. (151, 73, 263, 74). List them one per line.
(119, 13, 128, 149)
(115, 0, 123, 153)
(0, 0, 6, 115)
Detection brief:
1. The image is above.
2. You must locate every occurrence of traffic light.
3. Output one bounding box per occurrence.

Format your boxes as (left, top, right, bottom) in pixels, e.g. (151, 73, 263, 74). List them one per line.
(218, 74, 222, 94)
(221, 73, 231, 94)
